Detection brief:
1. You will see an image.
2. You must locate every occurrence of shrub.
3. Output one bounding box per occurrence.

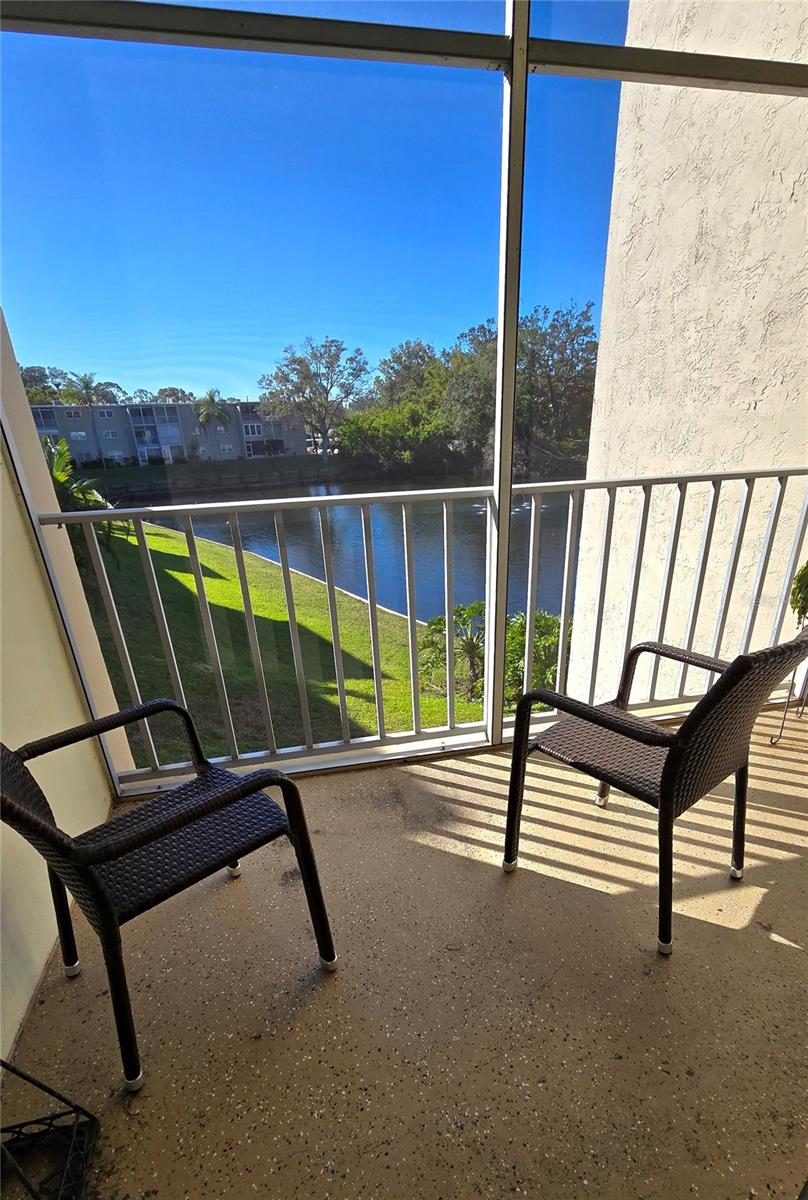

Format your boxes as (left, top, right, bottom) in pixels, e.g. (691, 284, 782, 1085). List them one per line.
(419, 600, 565, 707)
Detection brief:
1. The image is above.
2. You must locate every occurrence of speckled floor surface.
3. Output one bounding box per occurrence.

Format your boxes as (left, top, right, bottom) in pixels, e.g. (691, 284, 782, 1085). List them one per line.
(5, 710, 807, 1200)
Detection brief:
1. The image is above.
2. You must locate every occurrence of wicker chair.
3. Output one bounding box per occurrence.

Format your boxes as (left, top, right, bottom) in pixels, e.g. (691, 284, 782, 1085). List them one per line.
(503, 631, 808, 954)
(0, 700, 337, 1092)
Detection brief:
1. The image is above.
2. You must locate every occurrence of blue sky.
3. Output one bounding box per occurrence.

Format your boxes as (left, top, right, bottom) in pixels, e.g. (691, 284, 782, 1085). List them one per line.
(1, 1, 626, 397)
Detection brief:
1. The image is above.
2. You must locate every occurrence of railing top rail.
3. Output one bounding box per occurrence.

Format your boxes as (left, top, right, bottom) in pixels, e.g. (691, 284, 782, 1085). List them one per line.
(37, 483, 494, 524)
(512, 465, 807, 495)
(36, 465, 807, 525)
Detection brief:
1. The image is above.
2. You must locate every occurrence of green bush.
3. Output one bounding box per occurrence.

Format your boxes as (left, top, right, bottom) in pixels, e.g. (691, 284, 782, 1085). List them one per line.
(419, 600, 565, 709)
(790, 560, 808, 626)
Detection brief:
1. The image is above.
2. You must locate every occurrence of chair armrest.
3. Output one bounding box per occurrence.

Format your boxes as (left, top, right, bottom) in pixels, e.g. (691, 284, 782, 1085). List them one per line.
(520, 689, 678, 748)
(17, 699, 208, 774)
(76, 768, 294, 865)
(617, 642, 730, 706)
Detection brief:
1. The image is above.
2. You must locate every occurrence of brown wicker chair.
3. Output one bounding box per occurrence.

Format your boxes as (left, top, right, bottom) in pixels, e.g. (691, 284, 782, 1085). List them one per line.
(503, 631, 808, 954)
(0, 700, 337, 1092)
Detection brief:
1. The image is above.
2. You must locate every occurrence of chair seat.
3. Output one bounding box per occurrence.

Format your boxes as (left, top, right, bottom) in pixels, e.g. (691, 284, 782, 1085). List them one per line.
(530, 703, 667, 806)
(76, 767, 290, 924)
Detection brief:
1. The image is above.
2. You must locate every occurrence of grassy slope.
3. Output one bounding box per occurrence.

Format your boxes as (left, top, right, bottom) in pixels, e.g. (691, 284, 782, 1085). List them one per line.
(86, 524, 481, 766)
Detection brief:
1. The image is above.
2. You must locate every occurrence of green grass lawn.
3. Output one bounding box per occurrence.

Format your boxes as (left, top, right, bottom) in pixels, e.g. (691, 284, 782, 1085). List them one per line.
(83, 523, 482, 766)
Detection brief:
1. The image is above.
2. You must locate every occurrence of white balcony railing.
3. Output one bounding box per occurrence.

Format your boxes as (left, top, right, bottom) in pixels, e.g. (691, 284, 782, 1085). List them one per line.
(38, 466, 807, 796)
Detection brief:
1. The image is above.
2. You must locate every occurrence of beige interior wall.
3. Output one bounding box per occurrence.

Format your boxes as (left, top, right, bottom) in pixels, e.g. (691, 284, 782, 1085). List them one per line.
(1, 315, 127, 1054)
(567, 2, 808, 702)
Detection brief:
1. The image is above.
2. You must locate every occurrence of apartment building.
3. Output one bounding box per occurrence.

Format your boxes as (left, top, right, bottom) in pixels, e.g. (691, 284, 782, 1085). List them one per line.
(30, 400, 307, 466)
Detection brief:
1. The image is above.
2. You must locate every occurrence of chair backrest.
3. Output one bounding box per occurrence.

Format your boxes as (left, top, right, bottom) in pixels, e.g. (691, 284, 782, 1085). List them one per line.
(1, 745, 113, 935)
(663, 630, 808, 817)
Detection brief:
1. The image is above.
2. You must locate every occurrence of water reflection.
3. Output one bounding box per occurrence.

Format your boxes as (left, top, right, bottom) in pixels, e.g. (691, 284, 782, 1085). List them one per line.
(165, 485, 569, 622)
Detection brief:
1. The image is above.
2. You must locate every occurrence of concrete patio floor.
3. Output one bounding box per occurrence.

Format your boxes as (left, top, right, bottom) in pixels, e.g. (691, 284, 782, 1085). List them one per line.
(5, 708, 807, 1200)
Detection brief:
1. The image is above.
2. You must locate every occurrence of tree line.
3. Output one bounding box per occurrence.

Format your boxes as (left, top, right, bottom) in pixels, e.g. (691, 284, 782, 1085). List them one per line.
(22, 299, 598, 479)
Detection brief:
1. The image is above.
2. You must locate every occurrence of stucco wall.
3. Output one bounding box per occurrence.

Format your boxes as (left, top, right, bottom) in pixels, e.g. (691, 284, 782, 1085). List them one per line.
(567, 1, 808, 702)
(0, 444, 115, 1055)
(1, 319, 122, 1055)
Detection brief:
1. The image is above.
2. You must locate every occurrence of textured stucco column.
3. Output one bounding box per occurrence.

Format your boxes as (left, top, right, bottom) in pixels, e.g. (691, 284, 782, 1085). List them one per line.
(567, 2, 808, 703)
(0, 331, 133, 1050)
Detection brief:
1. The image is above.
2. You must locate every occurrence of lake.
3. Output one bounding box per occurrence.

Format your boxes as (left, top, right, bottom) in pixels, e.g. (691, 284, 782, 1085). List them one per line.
(167, 483, 571, 623)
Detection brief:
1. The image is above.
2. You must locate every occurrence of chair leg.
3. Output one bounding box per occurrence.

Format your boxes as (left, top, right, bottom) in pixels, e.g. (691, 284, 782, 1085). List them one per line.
(503, 698, 532, 871)
(596, 782, 610, 808)
(48, 870, 80, 978)
(731, 764, 748, 880)
(101, 936, 143, 1091)
(282, 782, 337, 971)
(657, 813, 674, 955)
(226, 860, 242, 878)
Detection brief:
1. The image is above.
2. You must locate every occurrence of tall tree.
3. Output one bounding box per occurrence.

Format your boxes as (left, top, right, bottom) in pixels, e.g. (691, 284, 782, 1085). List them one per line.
(371, 339, 440, 408)
(196, 388, 232, 429)
(61, 372, 99, 406)
(258, 337, 369, 458)
(60, 371, 128, 406)
(95, 380, 129, 405)
(441, 319, 498, 469)
(20, 365, 66, 406)
(514, 301, 598, 475)
(155, 386, 196, 405)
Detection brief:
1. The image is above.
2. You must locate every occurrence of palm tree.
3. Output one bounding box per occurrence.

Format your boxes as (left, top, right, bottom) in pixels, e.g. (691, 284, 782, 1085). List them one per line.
(43, 437, 110, 509)
(61, 372, 98, 406)
(41, 437, 124, 562)
(196, 388, 232, 430)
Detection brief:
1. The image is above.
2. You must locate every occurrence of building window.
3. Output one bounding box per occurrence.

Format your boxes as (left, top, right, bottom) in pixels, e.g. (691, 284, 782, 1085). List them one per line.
(102, 430, 119, 440)
(243, 422, 262, 437)
(69, 431, 87, 440)
(219, 443, 233, 452)
(33, 410, 58, 433)
(97, 409, 113, 418)
(64, 409, 81, 419)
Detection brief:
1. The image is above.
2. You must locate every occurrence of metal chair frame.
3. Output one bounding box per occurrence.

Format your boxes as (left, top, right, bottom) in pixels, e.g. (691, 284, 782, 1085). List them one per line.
(1, 700, 337, 1092)
(503, 632, 808, 954)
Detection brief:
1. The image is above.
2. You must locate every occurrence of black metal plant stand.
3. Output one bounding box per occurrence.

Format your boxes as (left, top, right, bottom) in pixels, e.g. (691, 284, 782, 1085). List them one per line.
(770, 625, 808, 746)
(0, 1060, 98, 1200)
(769, 668, 808, 745)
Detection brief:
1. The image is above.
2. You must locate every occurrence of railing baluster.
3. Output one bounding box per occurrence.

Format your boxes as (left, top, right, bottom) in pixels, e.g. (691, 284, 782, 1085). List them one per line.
(318, 506, 350, 743)
(228, 515, 276, 754)
(360, 505, 385, 739)
(621, 484, 652, 682)
(678, 479, 722, 696)
(739, 476, 787, 653)
(555, 489, 582, 696)
(770, 486, 808, 645)
(274, 510, 314, 749)
(183, 516, 238, 758)
(83, 524, 159, 770)
(134, 518, 187, 708)
(522, 494, 541, 696)
(443, 499, 456, 729)
(648, 482, 688, 700)
(588, 486, 616, 704)
(402, 502, 421, 734)
(39, 466, 808, 791)
(711, 478, 755, 665)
